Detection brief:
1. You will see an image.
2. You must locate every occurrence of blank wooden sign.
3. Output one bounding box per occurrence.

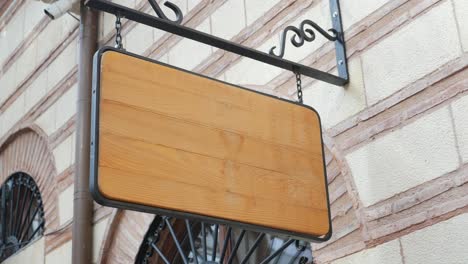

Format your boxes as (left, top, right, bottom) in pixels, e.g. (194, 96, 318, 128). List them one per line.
(91, 48, 331, 241)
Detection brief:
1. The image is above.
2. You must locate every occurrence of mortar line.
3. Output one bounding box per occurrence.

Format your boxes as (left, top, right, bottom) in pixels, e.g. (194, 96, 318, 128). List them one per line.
(448, 103, 464, 167)
(398, 239, 406, 264)
(449, 0, 465, 54)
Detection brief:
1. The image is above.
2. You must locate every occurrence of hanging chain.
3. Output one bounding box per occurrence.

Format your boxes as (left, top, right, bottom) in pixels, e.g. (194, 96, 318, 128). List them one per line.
(115, 14, 123, 49)
(295, 71, 303, 104)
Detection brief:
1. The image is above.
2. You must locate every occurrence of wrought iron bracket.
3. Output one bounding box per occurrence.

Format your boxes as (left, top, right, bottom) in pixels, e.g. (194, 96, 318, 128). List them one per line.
(85, 0, 348, 86)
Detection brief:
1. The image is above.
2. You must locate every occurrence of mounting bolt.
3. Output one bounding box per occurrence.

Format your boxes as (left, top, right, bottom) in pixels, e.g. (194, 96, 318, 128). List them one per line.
(333, 11, 338, 18)
(338, 60, 344, 65)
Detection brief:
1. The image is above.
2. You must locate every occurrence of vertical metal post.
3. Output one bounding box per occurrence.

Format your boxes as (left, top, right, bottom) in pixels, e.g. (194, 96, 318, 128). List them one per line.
(329, 0, 348, 81)
(72, 1, 98, 263)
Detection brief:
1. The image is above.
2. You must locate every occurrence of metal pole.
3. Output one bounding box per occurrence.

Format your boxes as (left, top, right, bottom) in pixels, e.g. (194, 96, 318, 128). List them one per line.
(72, 1, 98, 263)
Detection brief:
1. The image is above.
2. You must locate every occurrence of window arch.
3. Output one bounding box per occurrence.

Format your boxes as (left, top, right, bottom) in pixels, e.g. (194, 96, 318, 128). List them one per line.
(135, 215, 313, 264)
(0, 172, 45, 261)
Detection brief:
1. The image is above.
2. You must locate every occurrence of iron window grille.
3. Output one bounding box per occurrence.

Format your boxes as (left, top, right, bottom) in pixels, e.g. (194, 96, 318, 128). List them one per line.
(0, 172, 45, 262)
(136, 216, 313, 264)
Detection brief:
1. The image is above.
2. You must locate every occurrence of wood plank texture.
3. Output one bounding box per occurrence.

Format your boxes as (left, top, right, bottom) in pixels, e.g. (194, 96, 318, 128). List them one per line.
(96, 50, 329, 236)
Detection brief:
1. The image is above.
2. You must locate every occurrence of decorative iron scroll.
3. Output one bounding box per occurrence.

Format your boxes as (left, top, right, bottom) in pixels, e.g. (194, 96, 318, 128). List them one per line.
(148, 0, 183, 24)
(270, 20, 338, 58)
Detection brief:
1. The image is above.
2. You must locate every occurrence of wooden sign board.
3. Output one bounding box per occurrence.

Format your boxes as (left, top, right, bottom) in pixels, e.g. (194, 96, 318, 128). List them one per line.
(90, 48, 331, 241)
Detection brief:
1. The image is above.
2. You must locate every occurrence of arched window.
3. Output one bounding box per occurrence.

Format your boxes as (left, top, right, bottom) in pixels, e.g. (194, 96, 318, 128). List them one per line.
(0, 172, 45, 261)
(135, 215, 313, 264)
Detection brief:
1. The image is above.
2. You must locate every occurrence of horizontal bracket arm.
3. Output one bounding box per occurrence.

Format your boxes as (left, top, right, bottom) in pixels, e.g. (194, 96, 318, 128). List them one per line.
(85, 0, 348, 86)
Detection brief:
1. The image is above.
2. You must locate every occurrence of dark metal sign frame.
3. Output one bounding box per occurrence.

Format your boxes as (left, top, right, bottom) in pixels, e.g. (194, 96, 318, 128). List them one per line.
(85, 0, 348, 86)
(90, 47, 332, 242)
(85, 0, 346, 243)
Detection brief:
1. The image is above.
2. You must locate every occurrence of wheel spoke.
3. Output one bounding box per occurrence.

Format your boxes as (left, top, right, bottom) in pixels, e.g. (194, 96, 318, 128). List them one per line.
(240, 233, 265, 264)
(219, 227, 232, 264)
(164, 218, 189, 264)
(259, 239, 294, 264)
(184, 220, 199, 264)
(151, 243, 171, 264)
(16, 192, 35, 246)
(12, 177, 22, 237)
(14, 180, 29, 237)
(227, 230, 246, 264)
(212, 224, 219, 261)
(202, 222, 207, 261)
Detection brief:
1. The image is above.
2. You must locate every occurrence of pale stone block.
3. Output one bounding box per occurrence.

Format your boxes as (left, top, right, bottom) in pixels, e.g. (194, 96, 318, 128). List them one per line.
(210, 0, 246, 40)
(55, 84, 78, 129)
(0, 28, 9, 66)
(188, 0, 201, 10)
(217, 72, 226, 82)
(70, 132, 76, 164)
(2, 93, 26, 133)
(93, 217, 109, 263)
(4, 237, 44, 264)
(332, 239, 402, 264)
(14, 41, 38, 85)
(196, 16, 211, 35)
(24, 72, 48, 111)
(23, 0, 47, 37)
(0, 63, 18, 106)
(36, 15, 78, 64)
(1, 6, 25, 61)
(340, 0, 389, 30)
(100, 12, 116, 42)
(401, 213, 468, 264)
(47, 40, 78, 90)
(125, 23, 154, 55)
(58, 185, 74, 225)
(158, 53, 169, 64)
(453, 0, 468, 52)
(224, 57, 281, 86)
(303, 58, 366, 128)
(113, 0, 136, 8)
(244, 0, 279, 26)
(224, 37, 281, 85)
(168, 19, 211, 70)
(35, 104, 57, 136)
(346, 106, 459, 206)
(36, 23, 62, 64)
(451, 95, 468, 163)
(53, 134, 75, 174)
(45, 240, 72, 264)
(362, 1, 461, 105)
(152, 26, 164, 45)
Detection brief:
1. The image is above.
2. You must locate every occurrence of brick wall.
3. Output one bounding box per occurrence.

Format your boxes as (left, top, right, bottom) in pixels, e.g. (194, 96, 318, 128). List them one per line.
(0, 0, 79, 262)
(0, 0, 466, 263)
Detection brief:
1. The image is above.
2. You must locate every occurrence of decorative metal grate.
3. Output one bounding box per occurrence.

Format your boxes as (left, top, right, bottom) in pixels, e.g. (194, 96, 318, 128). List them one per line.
(136, 216, 313, 264)
(0, 172, 45, 261)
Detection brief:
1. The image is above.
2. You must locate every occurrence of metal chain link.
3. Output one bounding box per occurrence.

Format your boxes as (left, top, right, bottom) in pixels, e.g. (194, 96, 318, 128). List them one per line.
(295, 71, 303, 104)
(115, 14, 123, 49)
